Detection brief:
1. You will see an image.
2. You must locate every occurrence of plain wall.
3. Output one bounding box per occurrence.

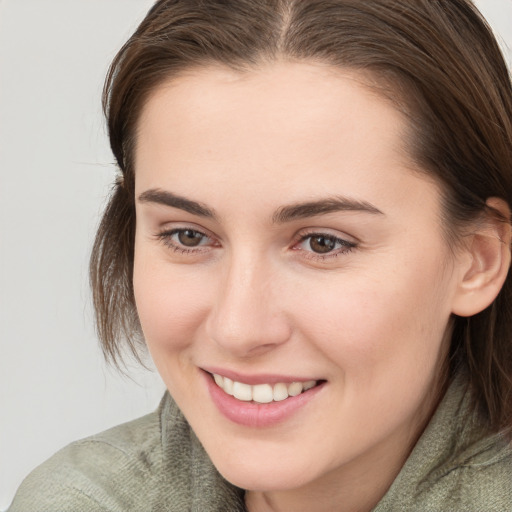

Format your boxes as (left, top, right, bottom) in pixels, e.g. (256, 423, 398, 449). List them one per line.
(0, 2, 162, 510)
(1, 0, 511, 509)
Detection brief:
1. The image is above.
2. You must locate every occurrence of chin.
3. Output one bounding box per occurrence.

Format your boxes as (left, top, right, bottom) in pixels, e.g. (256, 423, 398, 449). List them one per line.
(220, 467, 304, 492)
(209, 449, 323, 492)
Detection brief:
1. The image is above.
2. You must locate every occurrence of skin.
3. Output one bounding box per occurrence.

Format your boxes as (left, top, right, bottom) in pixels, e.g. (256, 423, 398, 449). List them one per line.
(132, 61, 473, 512)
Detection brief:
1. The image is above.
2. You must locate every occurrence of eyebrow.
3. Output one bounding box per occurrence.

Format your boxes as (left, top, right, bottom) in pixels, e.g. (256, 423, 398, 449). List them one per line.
(272, 196, 384, 223)
(138, 189, 217, 219)
(138, 188, 384, 223)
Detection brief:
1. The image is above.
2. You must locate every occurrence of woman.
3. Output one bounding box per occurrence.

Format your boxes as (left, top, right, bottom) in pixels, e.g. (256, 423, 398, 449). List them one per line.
(9, 0, 512, 510)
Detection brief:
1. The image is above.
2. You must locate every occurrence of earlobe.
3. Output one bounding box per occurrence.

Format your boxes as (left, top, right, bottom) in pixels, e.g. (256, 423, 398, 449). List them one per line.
(451, 198, 511, 317)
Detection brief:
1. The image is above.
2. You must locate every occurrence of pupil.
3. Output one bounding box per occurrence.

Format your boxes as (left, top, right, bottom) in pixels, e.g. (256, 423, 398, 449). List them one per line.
(178, 230, 202, 247)
(310, 236, 335, 254)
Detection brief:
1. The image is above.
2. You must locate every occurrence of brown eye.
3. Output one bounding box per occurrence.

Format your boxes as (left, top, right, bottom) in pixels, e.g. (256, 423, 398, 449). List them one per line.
(297, 233, 356, 258)
(177, 229, 205, 247)
(308, 235, 337, 254)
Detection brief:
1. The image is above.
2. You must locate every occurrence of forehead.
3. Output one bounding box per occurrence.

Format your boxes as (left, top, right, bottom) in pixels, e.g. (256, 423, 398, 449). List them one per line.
(134, 61, 440, 220)
(136, 61, 408, 162)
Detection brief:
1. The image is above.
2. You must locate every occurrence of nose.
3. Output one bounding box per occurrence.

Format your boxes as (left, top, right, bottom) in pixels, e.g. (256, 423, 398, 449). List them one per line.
(206, 251, 292, 358)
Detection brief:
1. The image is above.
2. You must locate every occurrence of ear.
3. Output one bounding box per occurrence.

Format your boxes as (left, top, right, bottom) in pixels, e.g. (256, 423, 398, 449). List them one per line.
(451, 198, 511, 317)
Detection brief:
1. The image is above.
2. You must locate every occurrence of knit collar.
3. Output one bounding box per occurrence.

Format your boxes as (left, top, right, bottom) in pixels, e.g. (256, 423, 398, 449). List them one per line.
(158, 373, 509, 511)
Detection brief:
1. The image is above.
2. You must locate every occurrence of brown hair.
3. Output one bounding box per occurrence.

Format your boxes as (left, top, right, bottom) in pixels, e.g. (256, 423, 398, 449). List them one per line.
(90, 0, 512, 434)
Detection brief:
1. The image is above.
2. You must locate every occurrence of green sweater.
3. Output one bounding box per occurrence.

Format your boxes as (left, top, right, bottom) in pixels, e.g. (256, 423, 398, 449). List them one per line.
(9, 376, 512, 511)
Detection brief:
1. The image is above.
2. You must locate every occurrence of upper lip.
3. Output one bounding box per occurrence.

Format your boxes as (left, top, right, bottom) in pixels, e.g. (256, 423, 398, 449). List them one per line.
(201, 367, 322, 385)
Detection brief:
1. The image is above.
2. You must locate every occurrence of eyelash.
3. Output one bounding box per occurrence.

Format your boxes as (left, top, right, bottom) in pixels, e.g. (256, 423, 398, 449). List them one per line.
(156, 228, 215, 254)
(294, 232, 357, 260)
(155, 228, 357, 260)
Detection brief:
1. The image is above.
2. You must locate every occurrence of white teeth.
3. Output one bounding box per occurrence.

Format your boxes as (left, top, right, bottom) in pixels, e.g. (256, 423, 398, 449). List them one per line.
(233, 381, 252, 401)
(212, 374, 318, 403)
(287, 382, 303, 397)
(252, 384, 273, 404)
(273, 383, 288, 402)
(303, 380, 316, 391)
(223, 377, 234, 396)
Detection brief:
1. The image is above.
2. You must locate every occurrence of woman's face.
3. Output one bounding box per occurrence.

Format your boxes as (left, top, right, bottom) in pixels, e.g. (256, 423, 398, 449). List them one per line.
(133, 62, 463, 493)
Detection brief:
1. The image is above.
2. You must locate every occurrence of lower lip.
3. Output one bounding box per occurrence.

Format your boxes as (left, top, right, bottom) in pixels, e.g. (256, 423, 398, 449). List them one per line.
(203, 372, 325, 428)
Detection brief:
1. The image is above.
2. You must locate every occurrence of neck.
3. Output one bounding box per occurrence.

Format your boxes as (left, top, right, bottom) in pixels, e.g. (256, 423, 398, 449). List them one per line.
(244, 442, 406, 512)
(244, 379, 447, 512)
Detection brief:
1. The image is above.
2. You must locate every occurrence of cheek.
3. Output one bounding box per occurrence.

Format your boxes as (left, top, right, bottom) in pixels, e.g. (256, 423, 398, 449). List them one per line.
(292, 259, 453, 381)
(132, 251, 210, 354)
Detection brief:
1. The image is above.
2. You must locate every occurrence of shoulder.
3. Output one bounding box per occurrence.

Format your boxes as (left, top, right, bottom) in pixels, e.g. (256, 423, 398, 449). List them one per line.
(413, 375, 512, 510)
(375, 375, 512, 511)
(9, 392, 246, 512)
(375, 431, 512, 511)
(415, 435, 512, 510)
(8, 405, 165, 512)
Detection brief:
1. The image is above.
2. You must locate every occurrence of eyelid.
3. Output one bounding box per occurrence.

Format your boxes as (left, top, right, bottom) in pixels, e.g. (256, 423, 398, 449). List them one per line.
(293, 226, 358, 245)
(154, 224, 357, 261)
(155, 224, 219, 253)
(291, 228, 358, 260)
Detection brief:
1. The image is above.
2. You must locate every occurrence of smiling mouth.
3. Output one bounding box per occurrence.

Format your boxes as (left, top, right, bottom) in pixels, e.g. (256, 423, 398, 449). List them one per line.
(211, 373, 322, 404)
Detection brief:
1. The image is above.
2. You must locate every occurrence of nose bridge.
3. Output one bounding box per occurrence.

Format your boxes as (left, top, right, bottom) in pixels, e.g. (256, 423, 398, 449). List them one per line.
(207, 247, 290, 356)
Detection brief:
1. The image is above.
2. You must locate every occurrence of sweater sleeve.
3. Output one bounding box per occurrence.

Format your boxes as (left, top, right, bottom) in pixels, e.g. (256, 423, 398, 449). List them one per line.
(9, 480, 111, 512)
(8, 412, 165, 512)
(8, 443, 117, 512)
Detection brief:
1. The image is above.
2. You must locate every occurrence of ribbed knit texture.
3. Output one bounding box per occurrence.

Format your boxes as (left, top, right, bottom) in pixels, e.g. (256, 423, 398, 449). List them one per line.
(374, 375, 512, 511)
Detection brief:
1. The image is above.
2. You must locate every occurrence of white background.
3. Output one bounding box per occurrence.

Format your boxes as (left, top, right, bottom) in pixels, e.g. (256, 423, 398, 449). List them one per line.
(1, 1, 511, 509)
